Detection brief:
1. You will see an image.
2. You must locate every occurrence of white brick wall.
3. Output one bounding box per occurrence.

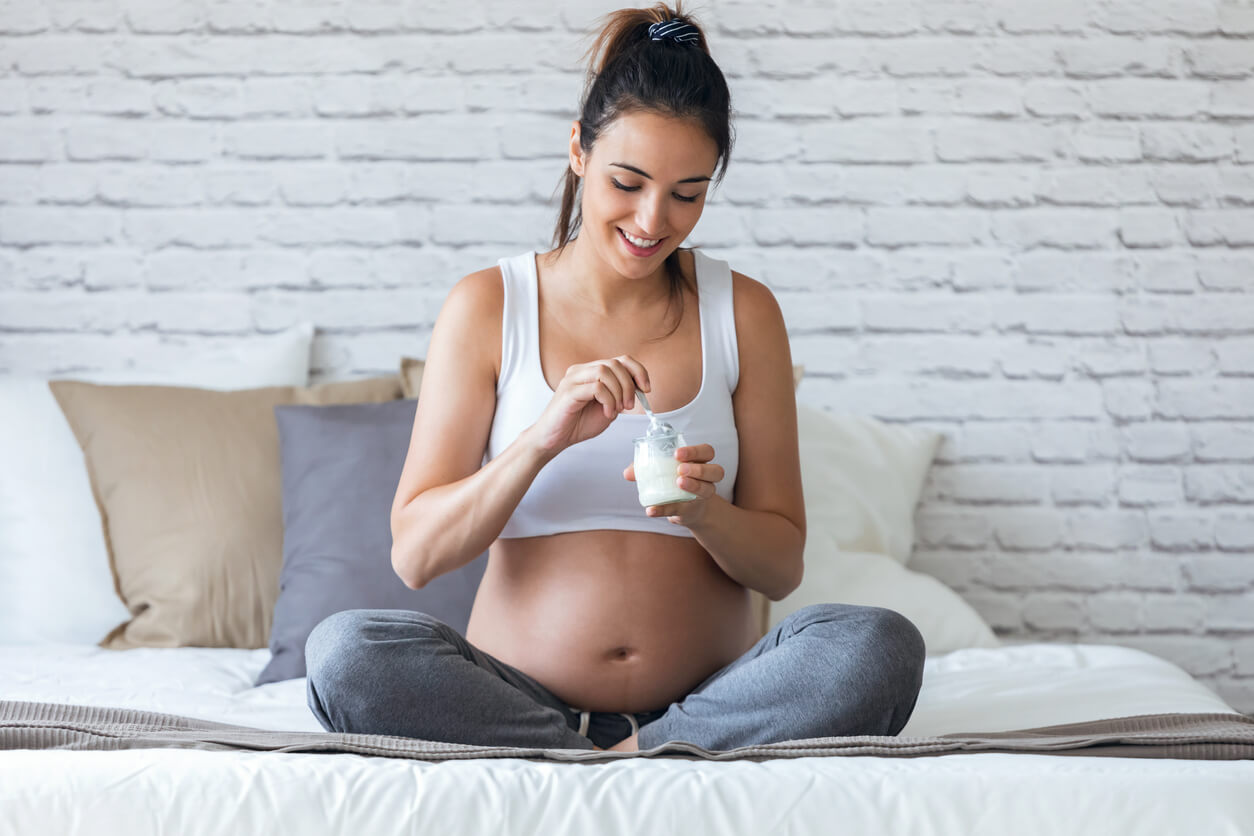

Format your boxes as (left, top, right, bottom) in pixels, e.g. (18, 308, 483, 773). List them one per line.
(1, 0, 1252, 712)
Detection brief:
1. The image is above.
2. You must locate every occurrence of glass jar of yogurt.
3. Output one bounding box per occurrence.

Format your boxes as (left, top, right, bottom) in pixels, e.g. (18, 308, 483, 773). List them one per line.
(633, 428, 699, 507)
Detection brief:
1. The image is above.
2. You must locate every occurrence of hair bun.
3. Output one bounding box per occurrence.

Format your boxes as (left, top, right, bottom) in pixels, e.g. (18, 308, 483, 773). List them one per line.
(647, 18, 701, 44)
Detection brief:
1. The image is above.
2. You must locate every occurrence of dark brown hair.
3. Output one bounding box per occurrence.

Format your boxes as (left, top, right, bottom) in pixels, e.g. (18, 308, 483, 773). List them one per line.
(552, 2, 734, 337)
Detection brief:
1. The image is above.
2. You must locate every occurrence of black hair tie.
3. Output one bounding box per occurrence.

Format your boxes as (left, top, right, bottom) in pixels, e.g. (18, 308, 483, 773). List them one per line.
(648, 18, 700, 44)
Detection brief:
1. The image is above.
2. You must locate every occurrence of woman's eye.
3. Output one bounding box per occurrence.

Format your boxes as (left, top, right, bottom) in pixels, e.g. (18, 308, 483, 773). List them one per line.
(611, 178, 699, 203)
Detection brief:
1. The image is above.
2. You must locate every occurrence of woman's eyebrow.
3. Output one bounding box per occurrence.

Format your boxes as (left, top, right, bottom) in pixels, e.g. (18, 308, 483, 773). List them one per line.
(610, 162, 712, 184)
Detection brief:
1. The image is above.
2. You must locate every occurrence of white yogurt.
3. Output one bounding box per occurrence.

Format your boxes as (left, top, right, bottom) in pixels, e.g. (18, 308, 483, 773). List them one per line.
(634, 450, 699, 507)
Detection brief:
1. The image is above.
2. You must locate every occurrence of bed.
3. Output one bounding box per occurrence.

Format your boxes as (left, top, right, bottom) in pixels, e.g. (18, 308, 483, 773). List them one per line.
(3, 330, 1252, 835)
(2, 641, 1252, 835)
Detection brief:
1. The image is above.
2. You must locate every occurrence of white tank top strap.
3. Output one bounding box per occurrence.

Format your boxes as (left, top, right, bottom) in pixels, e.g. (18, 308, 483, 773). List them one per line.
(495, 252, 534, 395)
(692, 248, 739, 393)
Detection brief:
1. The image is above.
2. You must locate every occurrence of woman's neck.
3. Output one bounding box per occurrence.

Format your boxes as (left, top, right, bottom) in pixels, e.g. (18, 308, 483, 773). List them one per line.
(543, 234, 671, 318)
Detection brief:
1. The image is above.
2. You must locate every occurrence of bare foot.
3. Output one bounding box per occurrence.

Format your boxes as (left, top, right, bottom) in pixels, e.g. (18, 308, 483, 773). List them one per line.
(606, 733, 639, 752)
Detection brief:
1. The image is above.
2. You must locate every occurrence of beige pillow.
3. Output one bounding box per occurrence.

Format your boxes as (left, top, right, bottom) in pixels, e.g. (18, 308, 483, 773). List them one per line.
(399, 356, 425, 398)
(50, 376, 403, 650)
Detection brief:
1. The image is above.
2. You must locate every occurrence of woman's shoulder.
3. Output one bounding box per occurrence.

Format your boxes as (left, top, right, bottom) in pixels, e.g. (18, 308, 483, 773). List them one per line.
(691, 248, 773, 305)
(726, 267, 786, 350)
(433, 265, 506, 373)
(444, 265, 504, 322)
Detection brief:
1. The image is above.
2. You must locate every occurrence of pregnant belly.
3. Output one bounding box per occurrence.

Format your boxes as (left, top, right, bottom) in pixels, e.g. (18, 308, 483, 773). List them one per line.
(465, 530, 759, 713)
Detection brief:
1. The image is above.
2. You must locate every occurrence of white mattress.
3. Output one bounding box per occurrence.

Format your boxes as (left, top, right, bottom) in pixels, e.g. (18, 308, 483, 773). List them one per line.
(2, 642, 1252, 836)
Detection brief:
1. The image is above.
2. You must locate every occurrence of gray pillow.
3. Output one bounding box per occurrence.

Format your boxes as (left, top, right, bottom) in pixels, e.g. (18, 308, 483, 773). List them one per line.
(256, 399, 488, 685)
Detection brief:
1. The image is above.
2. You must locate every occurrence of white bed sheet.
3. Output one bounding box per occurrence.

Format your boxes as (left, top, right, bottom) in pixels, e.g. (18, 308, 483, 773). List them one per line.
(2, 642, 1252, 836)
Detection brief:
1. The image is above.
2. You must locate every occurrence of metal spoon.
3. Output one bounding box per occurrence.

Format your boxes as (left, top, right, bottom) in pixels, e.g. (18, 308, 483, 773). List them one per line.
(635, 388, 674, 436)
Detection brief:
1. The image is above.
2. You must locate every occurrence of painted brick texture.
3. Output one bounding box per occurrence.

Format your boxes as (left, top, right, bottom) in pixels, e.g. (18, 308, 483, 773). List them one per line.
(1, 0, 1251, 712)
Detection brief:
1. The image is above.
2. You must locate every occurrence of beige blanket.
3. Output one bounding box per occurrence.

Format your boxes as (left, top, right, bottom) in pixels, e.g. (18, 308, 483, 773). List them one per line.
(3, 700, 1252, 763)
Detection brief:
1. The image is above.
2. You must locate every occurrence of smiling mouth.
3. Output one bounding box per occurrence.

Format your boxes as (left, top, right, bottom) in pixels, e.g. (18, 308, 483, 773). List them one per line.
(618, 227, 665, 255)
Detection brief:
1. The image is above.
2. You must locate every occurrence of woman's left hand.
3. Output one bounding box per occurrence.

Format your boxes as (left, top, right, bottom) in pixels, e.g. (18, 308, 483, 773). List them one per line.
(623, 443, 724, 528)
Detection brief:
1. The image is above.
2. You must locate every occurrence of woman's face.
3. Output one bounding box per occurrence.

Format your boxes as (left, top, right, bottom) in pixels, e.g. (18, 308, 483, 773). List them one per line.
(569, 110, 719, 276)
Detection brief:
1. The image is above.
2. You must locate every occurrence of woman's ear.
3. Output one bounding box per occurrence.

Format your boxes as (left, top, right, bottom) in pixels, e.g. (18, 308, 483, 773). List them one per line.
(568, 120, 585, 177)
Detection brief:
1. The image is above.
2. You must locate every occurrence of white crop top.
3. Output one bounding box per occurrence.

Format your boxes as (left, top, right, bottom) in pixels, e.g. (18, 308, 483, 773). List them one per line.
(485, 248, 741, 539)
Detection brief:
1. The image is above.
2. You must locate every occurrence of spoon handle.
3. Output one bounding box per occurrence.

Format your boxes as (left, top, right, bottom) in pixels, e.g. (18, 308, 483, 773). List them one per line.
(635, 388, 653, 417)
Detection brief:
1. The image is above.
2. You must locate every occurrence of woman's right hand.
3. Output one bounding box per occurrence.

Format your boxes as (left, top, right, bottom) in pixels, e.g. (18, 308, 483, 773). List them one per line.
(526, 355, 651, 460)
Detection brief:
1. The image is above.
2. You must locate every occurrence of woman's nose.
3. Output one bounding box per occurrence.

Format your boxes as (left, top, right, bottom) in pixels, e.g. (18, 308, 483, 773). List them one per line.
(636, 192, 668, 237)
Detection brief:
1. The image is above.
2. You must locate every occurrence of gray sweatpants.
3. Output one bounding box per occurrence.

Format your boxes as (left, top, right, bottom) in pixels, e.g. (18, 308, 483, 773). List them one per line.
(304, 602, 926, 751)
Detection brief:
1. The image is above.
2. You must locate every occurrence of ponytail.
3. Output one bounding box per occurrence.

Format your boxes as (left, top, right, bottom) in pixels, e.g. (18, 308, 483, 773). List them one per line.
(551, 2, 734, 339)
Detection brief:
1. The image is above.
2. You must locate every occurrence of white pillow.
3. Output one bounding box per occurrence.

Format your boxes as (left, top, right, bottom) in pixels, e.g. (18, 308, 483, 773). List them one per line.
(770, 544, 1000, 656)
(0, 324, 314, 646)
(795, 405, 941, 565)
(770, 405, 999, 654)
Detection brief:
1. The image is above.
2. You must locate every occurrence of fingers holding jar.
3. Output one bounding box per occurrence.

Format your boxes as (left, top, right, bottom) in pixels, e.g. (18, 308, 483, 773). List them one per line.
(669, 444, 722, 499)
(628, 442, 723, 528)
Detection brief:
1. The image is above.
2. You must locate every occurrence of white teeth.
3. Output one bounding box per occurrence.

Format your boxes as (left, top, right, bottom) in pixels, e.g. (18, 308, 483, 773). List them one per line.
(622, 229, 660, 248)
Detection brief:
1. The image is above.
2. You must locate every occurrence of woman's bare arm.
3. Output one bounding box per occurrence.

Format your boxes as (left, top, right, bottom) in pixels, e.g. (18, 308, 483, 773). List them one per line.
(390, 266, 648, 589)
(684, 272, 806, 601)
(390, 268, 550, 589)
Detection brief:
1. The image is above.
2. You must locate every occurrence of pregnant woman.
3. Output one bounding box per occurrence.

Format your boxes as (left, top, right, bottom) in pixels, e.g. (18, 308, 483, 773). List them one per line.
(305, 2, 926, 753)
